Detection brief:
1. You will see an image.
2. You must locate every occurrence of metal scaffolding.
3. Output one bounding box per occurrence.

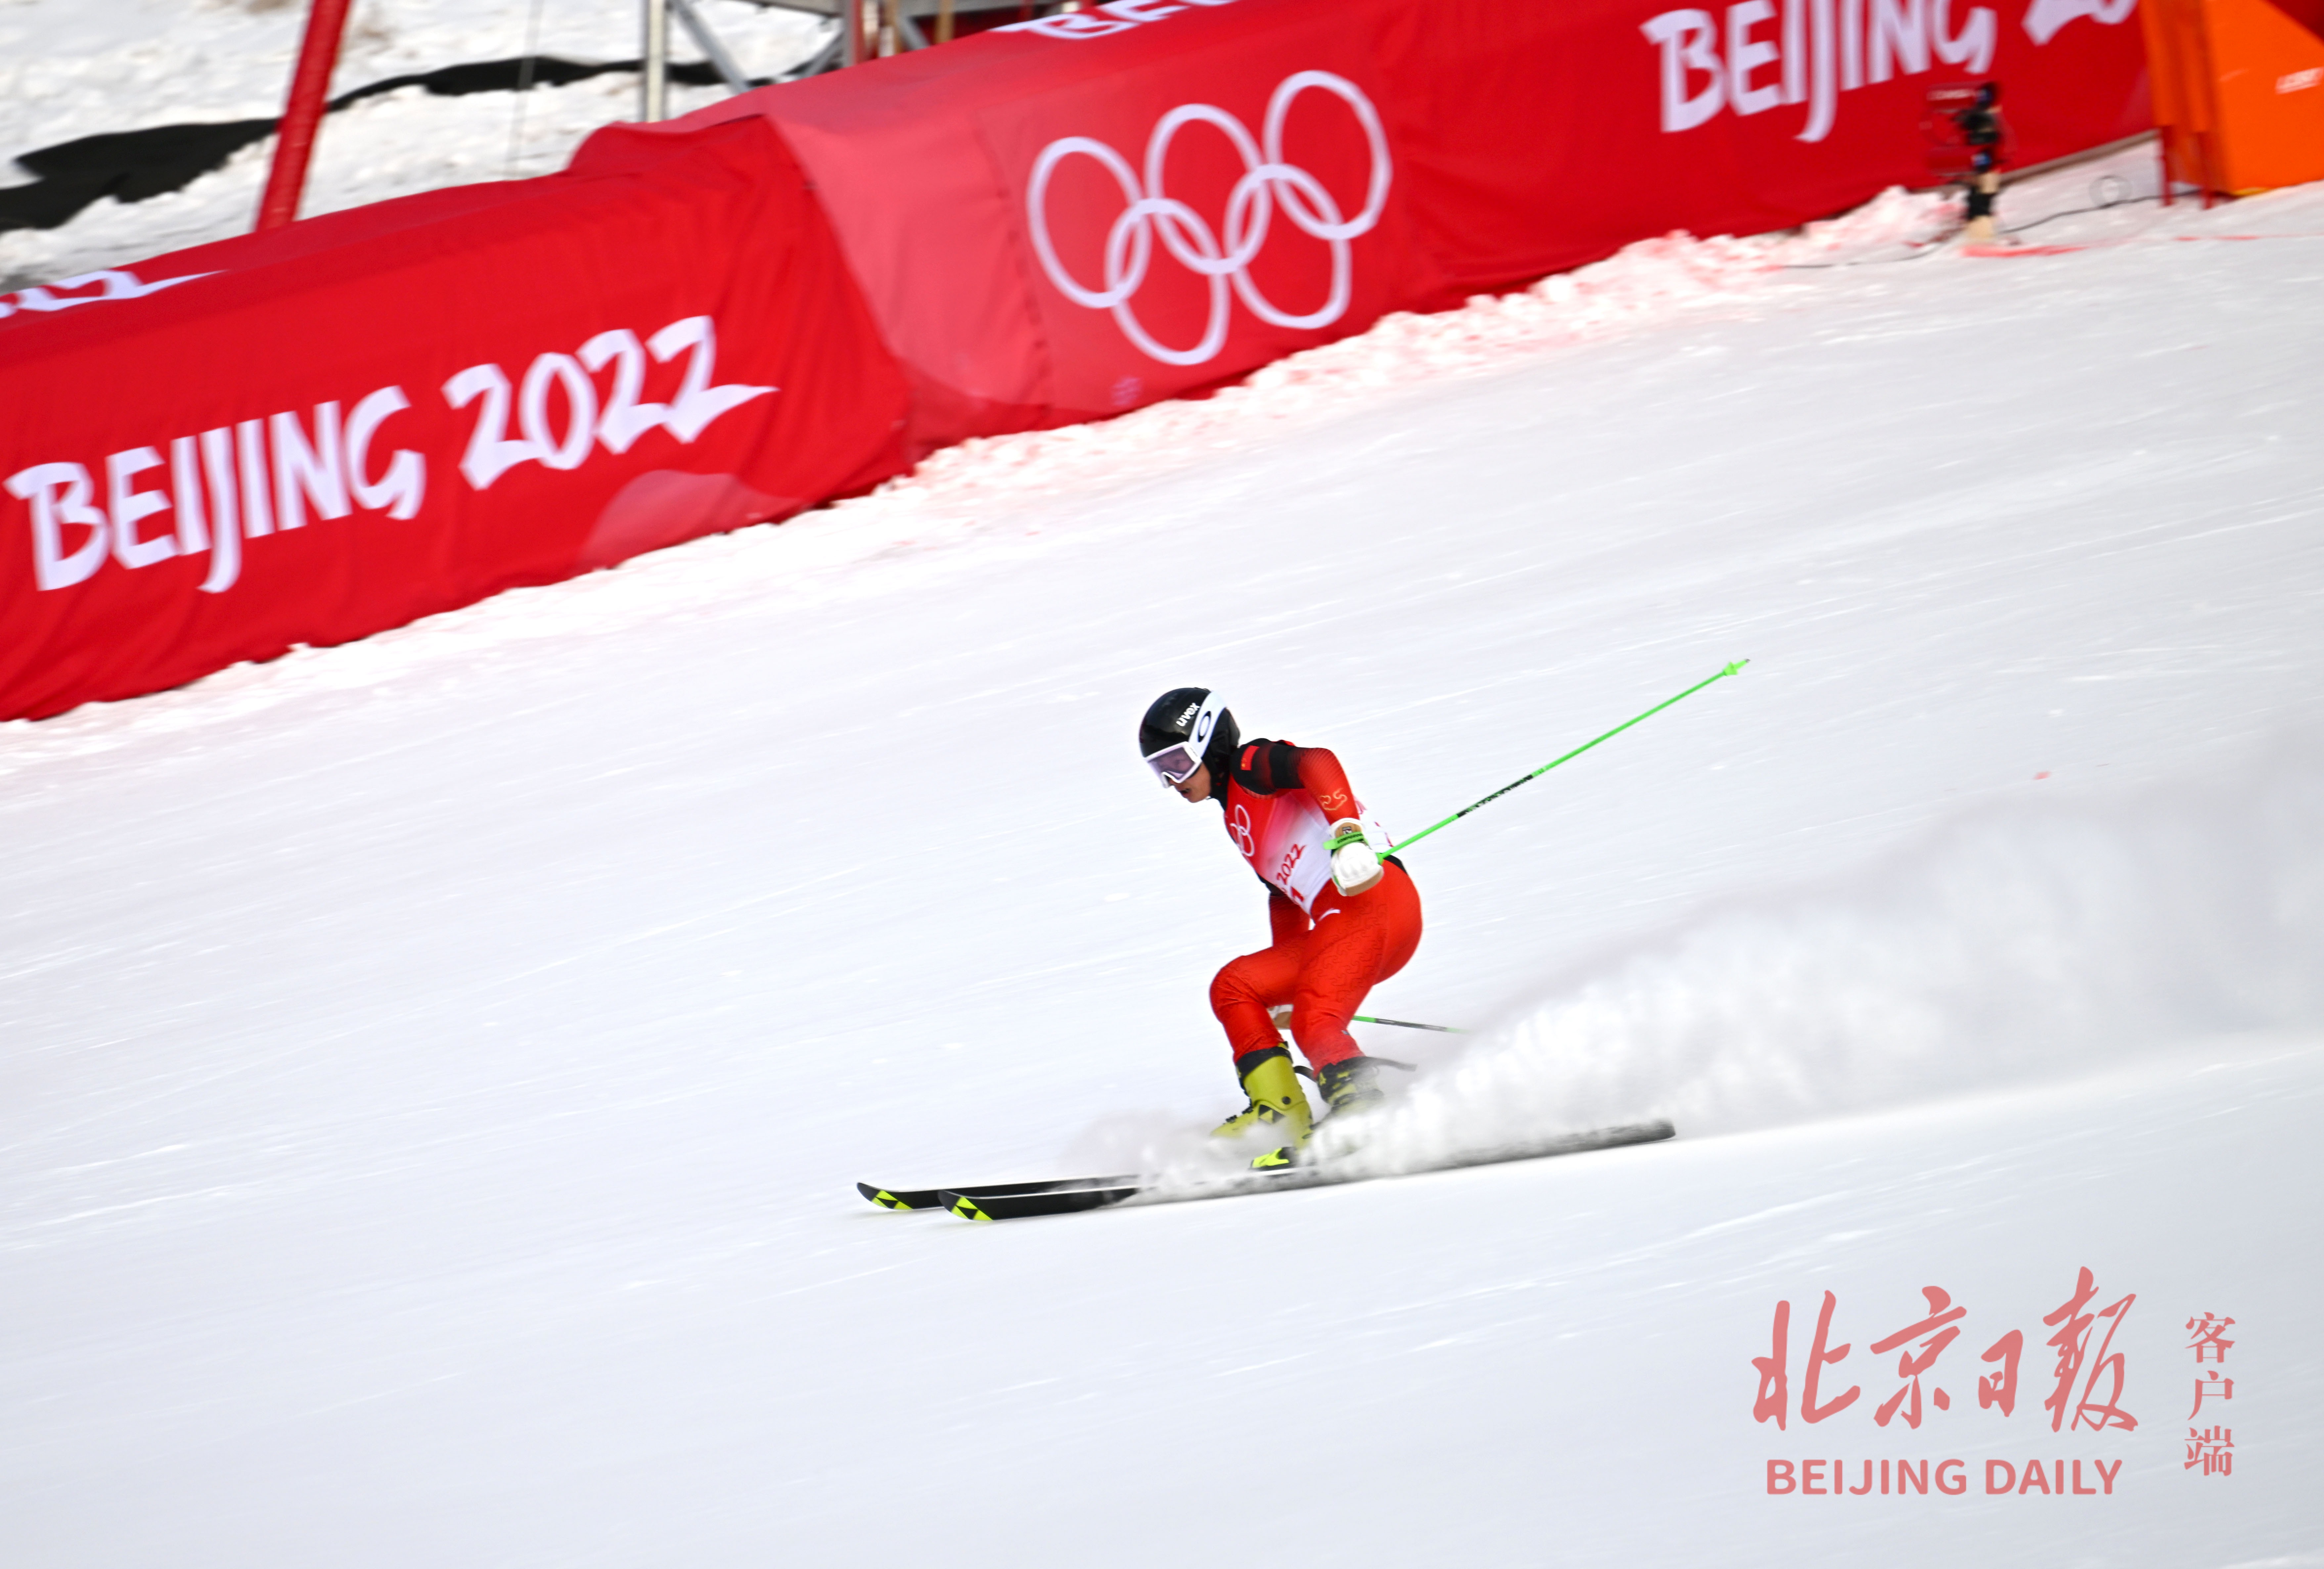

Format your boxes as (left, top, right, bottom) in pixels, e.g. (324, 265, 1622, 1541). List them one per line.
(637, 0, 1067, 118)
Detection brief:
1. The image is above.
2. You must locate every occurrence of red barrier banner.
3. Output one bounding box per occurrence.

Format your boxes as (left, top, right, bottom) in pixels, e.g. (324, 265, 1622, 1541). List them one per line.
(656, 0, 2148, 450)
(0, 117, 911, 721)
(3, 0, 2147, 721)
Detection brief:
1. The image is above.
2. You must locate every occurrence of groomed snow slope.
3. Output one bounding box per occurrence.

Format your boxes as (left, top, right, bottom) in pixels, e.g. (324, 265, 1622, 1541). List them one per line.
(5, 152, 2324, 1564)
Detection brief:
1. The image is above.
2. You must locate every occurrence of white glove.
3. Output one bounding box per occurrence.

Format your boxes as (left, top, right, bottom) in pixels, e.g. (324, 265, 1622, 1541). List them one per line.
(1327, 819, 1383, 896)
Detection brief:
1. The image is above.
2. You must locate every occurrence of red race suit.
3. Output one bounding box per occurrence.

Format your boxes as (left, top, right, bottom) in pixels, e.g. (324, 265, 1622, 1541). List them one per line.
(1207, 740, 1423, 1071)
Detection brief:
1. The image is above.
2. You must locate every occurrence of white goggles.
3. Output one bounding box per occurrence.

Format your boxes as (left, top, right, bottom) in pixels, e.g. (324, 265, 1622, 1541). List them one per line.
(1143, 693, 1224, 785)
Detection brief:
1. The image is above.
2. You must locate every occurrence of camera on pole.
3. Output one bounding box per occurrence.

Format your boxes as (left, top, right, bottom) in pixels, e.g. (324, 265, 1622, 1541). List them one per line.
(1923, 81, 2008, 244)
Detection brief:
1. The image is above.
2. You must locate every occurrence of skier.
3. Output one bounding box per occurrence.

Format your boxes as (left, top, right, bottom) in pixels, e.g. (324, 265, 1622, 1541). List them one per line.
(1138, 688, 1423, 1166)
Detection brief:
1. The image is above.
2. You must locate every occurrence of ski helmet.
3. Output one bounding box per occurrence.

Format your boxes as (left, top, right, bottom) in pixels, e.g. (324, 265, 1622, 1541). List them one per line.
(1138, 688, 1238, 785)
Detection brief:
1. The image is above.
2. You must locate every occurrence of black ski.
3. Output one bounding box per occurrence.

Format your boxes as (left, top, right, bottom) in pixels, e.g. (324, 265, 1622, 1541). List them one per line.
(938, 1183, 1140, 1220)
(857, 1175, 1139, 1212)
(936, 1119, 1677, 1220)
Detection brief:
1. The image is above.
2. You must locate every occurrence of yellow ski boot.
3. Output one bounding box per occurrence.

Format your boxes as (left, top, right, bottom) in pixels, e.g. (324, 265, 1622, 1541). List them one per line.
(1213, 1047, 1314, 1159)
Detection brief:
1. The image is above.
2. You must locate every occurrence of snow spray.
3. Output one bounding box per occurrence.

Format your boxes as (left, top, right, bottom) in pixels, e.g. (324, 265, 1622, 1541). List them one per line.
(1333, 743, 2324, 1175)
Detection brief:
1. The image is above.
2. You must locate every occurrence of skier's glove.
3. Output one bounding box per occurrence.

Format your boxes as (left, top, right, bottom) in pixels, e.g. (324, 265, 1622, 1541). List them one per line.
(1327, 819, 1383, 897)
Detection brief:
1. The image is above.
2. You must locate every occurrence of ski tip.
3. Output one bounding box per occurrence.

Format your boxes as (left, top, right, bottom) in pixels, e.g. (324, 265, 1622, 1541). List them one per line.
(857, 1182, 926, 1211)
(944, 1192, 997, 1223)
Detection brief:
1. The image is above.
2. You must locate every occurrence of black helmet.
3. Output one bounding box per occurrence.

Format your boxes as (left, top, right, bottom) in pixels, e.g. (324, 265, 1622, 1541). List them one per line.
(1138, 687, 1239, 785)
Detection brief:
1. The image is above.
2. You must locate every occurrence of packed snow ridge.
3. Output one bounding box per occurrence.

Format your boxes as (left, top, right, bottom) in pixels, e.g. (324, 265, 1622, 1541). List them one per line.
(885, 186, 1967, 516)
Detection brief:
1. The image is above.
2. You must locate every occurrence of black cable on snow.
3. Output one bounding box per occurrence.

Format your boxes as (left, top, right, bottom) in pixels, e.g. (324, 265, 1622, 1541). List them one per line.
(1778, 191, 2166, 270)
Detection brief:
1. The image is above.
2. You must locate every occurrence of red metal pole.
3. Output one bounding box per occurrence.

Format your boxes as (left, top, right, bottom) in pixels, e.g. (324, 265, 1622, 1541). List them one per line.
(255, 0, 354, 231)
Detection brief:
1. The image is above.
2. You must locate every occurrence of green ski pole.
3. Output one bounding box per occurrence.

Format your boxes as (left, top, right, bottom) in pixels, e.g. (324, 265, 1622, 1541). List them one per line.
(1353, 1014, 1468, 1033)
(1389, 659, 1749, 854)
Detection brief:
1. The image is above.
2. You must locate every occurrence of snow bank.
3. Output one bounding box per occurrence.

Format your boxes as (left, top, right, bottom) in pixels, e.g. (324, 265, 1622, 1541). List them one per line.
(1337, 743, 2324, 1171)
(834, 186, 1961, 517)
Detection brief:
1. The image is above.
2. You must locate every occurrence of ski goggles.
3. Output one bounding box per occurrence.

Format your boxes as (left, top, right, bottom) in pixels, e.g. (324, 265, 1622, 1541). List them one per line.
(1142, 692, 1224, 785)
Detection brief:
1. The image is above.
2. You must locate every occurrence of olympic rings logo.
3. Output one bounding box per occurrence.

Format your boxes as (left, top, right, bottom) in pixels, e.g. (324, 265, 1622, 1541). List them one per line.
(1026, 71, 1393, 368)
